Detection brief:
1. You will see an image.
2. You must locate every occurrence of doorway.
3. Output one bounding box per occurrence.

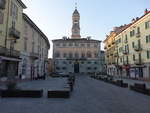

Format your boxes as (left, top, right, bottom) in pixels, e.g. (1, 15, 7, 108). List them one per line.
(74, 61, 79, 73)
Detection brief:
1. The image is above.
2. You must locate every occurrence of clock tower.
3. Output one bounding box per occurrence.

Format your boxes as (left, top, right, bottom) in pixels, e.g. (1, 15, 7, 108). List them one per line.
(71, 7, 81, 39)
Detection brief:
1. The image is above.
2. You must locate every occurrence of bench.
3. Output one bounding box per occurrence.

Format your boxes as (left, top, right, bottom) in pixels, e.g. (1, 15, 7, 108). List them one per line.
(1, 89, 43, 98)
(47, 90, 70, 98)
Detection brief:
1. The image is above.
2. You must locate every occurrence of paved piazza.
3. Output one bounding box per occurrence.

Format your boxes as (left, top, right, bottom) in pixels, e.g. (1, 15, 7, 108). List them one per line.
(0, 75, 150, 113)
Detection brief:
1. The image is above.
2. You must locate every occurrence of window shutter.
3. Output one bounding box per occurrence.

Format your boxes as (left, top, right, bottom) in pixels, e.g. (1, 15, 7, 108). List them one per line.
(0, 11, 4, 24)
(146, 36, 148, 43)
(147, 51, 150, 59)
(15, 6, 18, 20)
(145, 22, 148, 29)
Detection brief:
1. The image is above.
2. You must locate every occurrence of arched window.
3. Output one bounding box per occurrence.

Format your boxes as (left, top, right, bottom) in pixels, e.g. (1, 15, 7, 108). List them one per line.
(87, 51, 92, 58)
(55, 51, 60, 58)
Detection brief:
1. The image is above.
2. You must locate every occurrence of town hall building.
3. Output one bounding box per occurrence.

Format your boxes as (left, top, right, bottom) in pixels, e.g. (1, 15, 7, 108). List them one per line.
(52, 8, 103, 74)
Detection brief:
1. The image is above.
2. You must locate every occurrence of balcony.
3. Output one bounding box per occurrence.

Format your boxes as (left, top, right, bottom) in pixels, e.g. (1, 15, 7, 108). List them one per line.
(0, 0, 6, 9)
(124, 40, 128, 43)
(134, 45, 142, 51)
(9, 28, 20, 39)
(122, 50, 129, 55)
(134, 59, 143, 65)
(30, 52, 39, 59)
(0, 46, 20, 58)
(136, 32, 141, 38)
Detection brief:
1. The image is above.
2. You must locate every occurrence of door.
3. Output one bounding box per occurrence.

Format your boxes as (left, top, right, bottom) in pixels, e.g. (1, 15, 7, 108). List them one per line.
(74, 62, 79, 73)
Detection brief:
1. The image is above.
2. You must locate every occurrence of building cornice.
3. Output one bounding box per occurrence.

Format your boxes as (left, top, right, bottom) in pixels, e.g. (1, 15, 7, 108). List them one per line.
(17, 0, 27, 9)
(116, 11, 150, 37)
(52, 38, 101, 43)
(23, 13, 50, 49)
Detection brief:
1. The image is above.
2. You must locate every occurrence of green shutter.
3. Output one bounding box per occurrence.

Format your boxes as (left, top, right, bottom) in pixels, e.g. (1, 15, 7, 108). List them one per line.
(147, 51, 150, 59)
(146, 36, 148, 43)
(145, 22, 148, 29)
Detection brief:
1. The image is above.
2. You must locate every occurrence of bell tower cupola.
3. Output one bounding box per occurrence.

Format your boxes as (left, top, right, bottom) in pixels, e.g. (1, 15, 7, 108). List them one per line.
(71, 4, 81, 39)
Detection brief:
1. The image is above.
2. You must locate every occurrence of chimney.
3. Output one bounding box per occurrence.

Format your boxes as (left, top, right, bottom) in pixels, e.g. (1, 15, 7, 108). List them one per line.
(144, 8, 148, 15)
(136, 17, 139, 20)
(113, 27, 118, 31)
(132, 18, 135, 23)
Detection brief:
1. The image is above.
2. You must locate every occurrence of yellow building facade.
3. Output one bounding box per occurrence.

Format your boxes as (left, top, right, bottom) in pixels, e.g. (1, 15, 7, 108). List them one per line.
(104, 9, 150, 80)
(0, 0, 50, 79)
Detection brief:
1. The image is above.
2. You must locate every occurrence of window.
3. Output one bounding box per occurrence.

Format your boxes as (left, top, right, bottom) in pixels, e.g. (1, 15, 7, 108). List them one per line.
(10, 1, 18, 20)
(81, 61, 84, 64)
(55, 52, 60, 58)
(87, 67, 91, 70)
(62, 67, 66, 70)
(56, 67, 60, 70)
(133, 54, 135, 61)
(87, 43, 90, 47)
(63, 53, 67, 58)
(87, 61, 91, 64)
(0, 11, 4, 24)
(119, 47, 123, 52)
(120, 58, 122, 63)
(81, 43, 85, 47)
(69, 61, 72, 64)
(75, 52, 79, 58)
(69, 43, 73, 46)
(63, 61, 66, 64)
(116, 38, 121, 45)
(146, 35, 150, 43)
(125, 34, 128, 42)
(94, 62, 97, 64)
(132, 42, 135, 48)
(94, 67, 97, 70)
(137, 27, 140, 33)
(87, 51, 92, 58)
(63, 43, 66, 47)
(125, 44, 129, 52)
(130, 30, 135, 37)
(0, 0, 6, 9)
(56, 43, 60, 47)
(94, 44, 98, 47)
(145, 21, 150, 29)
(94, 52, 98, 58)
(69, 53, 73, 58)
(81, 53, 85, 58)
(75, 43, 79, 47)
(147, 51, 150, 59)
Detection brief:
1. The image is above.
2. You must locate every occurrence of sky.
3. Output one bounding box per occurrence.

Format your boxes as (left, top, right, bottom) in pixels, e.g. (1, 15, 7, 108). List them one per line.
(22, 0, 150, 58)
